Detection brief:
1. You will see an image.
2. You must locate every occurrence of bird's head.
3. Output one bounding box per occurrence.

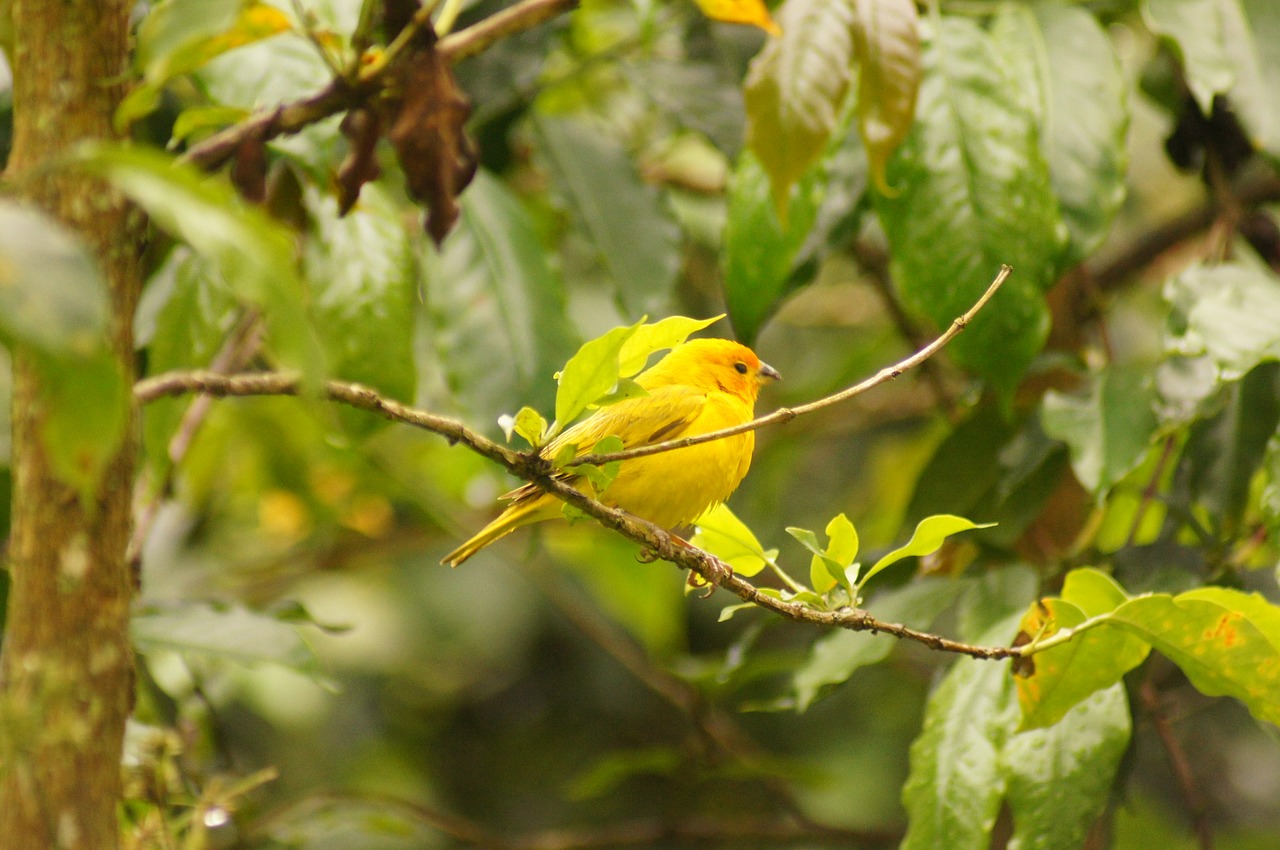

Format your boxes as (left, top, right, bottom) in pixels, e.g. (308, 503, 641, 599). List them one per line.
(640, 338, 780, 401)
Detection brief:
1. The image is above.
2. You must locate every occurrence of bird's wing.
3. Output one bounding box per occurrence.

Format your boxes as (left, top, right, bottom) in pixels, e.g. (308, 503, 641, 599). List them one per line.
(499, 385, 706, 502)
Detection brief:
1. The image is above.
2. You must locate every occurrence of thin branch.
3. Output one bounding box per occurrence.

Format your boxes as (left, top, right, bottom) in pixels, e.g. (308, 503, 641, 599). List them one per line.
(573, 264, 1011, 469)
(134, 366, 1021, 661)
(1139, 675, 1213, 850)
(180, 0, 578, 173)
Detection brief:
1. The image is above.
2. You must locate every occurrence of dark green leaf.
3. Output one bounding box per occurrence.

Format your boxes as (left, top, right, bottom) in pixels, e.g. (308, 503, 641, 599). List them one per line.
(874, 17, 1064, 397)
(722, 150, 821, 344)
(744, 0, 856, 217)
(533, 116, 680, 316)
(993, 1, 1128, 261)
(1184, 362, 1280, 532)
(1042, 366, 1160, 498)
(426, 169, 575, 428)
(902, 618, 1021, 850)
(1003, 685, 1131, 850)
(304, 185, 416, 434)
(1143, 0, 1234, 113)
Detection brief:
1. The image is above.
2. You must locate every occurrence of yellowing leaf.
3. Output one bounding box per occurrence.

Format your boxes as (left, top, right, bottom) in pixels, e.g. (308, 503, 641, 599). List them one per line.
(692, 504, 776, 577)
(692, 0, 782, 35)
(852, 0, 920, 195)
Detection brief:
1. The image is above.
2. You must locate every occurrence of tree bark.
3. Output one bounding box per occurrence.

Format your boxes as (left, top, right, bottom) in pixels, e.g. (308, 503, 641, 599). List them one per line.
(0, 2, 140, 848)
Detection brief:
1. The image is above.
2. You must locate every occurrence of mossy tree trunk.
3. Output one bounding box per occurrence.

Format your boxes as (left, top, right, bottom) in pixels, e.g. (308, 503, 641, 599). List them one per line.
(0, 2, 140, 848)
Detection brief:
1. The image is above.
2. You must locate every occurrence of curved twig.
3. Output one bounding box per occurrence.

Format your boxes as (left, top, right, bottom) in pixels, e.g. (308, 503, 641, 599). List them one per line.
(572, 264, 1011, 468)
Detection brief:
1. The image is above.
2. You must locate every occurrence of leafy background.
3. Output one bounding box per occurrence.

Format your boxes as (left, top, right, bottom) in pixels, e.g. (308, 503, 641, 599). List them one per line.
(4, 0, 1280, 847)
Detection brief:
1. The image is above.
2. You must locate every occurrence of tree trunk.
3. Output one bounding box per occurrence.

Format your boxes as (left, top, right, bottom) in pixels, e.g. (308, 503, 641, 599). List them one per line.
(0, 2, 140, 848)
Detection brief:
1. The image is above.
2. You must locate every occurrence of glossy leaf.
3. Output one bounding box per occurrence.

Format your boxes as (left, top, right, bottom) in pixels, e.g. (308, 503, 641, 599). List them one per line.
(722, 150, 821, 344)
(533, 117, 680, 317)
(1003, 685, 1131, 850)
(1041, 366, 1160, 498)
(744, 0, 856, 217)
(902, 619, 1020, 850)
(304, 185, 416, 433)
(1143, 0, 1234, 113)
(874, 17, 1064, 397)
(993, 1, 1128, 262)
(617, 315, 723, 378)
(427, 169, 575, 428)
(553, 321, 643, 434)
(860, 514, 994, 588)
(692, 503, 776, 578)
(1014, 597, 1148, 730)
(1165, 262, 1280, 380)
(1108, 591, 1280, 726)
(852, 0, 920, 195)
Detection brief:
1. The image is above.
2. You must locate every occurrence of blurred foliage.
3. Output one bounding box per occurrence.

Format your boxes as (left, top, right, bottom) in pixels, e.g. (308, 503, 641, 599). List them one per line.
(5, 0, 1280, 848)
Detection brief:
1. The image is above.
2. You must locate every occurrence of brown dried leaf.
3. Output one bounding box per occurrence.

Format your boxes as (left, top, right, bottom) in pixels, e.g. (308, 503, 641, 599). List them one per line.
(336, 107, 383, 215)
(387, 40, 477, 245)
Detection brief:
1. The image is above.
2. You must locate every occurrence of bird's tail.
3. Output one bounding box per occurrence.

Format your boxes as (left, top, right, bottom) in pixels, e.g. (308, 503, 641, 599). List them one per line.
(441, 498, 553, 567)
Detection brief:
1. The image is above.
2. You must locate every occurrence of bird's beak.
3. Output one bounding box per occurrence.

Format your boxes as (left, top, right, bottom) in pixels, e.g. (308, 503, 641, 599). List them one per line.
(758, 362, 781, 382)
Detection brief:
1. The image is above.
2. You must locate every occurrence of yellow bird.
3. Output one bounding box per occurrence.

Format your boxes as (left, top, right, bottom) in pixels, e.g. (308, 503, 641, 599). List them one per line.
(442, 338, 780, 566)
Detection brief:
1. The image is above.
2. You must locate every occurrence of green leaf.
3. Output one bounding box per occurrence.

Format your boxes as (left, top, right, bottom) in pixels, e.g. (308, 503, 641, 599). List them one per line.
(0, 201, 109, 355)
(304, 184, 416, 435)
(259, 796, 438, 849)
(133, 601, 324, 680)
(121, 0, 291, 130)
(137, 251, 240, 479)
(860, 514, 994, 588)
(1003, 685, 1131, 850)
(1041, 366, 1160, 498)
(792, 513, 859, 593)
(1232, 0, 1280, 161)
(693, 503, 776, 578)
(616, 315, 723, 378)
(1108, 590, 1280, 726)
(722, 150, 822, 344)
(874, 16, 1065, 397)
(793, 577, 959, 710)
(993, 1, 1128, 262)
(553, 321, 643, 434)
(533, 116, 680, 316)
(567, 435, 625, 492)
(1165, 262, 1280, 380)
(744, 0, 856, 218)
(78, 144, 325, 386)
(852, 0, 920, 195)
(1183, 362, 1280, 532)
(427, 169, 575, 427)
(1014, 597, 1149, 730)
(499, 406, 549, 447)
(1143, 0, 1235, 113)
(902, 619, 1021, 850)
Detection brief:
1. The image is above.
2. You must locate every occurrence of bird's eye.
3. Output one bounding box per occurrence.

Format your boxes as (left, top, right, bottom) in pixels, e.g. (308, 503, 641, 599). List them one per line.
(734, 361, 748, 375)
